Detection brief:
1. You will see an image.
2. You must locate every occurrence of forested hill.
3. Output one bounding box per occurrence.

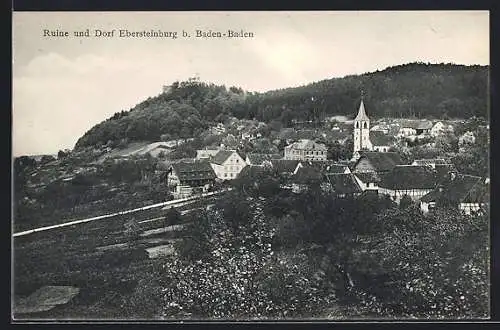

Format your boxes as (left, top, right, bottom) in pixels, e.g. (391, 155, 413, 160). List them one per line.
(74, 62, 488, 150)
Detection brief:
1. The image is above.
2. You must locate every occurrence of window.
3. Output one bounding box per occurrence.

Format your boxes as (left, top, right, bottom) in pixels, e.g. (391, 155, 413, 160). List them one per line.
(356, 122, 359, 129)
(236, 159, 239, 163)
(224, 173, 227, 177)
(363, 122, 367, 129)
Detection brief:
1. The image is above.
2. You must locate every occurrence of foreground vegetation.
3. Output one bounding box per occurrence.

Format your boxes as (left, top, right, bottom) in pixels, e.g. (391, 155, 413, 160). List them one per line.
(124, 170, 489, 319)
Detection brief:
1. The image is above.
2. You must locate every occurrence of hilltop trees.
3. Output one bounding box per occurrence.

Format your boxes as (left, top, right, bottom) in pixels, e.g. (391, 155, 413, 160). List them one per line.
(74, 63, 488, 151)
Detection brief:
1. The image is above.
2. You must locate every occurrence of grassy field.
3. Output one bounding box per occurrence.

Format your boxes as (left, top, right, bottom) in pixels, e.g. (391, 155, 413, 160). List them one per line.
(12, 198, 211, 320)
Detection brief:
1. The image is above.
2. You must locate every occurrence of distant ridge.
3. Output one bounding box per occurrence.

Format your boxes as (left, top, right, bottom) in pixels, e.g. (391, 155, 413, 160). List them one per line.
(74, 62, 488, 151)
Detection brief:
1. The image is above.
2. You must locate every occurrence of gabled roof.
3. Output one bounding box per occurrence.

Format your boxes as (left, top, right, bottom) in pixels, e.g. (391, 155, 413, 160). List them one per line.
(238, 165, 270, 179)
(355, 151, 404, 172)
(369, 131, 394, 147)
(171, 161, 216, 182)
(211, 150, 240, 165)
(354, 99, 369, 121)
(299, 160, 350, 174)
(285, 139, 327, 151)
(293, 166, 324, 184)
(271, 159, 300, 174)
(246, 153, 282, 165)
(379, 165, 439, 190)
(354, 172, 381, 183)
(325, 173, 363, 195)
(421, 174, 489, 204)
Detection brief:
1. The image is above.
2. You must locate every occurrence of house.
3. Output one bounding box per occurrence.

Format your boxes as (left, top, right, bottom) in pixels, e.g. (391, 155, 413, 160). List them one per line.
(196, 148, 220, 160)
(369, 131, 394, 152)
(398, 120, 433, 137)
(284, 139, 327, 161)
(353, 171, 381, 191)
(167, 161, 216, 199)
(245, 153, 282, 166)
(352, 151, 404, 173)
(290, 165, 326, 192)
(209, 123, 226, 135)
(420, 173, 489, 215)
(378, 165, 439, 203)
(411, 158, 448, 169)
(210, 150, 247, 180)
(370, 124, 390, 134)
(270, 159, 301, 176)
(324, 173, 363, 198)
(430, 121, 445, 136)
(294, 160, 351, 175)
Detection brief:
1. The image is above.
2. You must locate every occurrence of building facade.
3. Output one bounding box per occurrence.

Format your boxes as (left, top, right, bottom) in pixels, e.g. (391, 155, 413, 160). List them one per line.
(210, 150, 247, 180)
(284, 139, 327, 161)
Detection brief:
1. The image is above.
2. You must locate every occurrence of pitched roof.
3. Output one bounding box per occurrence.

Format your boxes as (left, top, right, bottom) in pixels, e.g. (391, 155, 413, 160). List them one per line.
(171, 161, 216, 182)
(246, 153, 282, 165)
(369, 131, 394, 147)
(421, 174, 489, 204)
(211, 150, 238, 165)
(379, 165, 439, 190)
(355, 151, 404, 172)
(271, 159, 300, 174)
(354, 172, 381, 183)
(325, 173, 363, 195)
(238, 165, 270, 179)
(435, 163, 456, 179)
(354, 99, 369, 121)
(293, 166, 324, 184)
(285, 139, 327, 151)
(299, 160, 350, 174)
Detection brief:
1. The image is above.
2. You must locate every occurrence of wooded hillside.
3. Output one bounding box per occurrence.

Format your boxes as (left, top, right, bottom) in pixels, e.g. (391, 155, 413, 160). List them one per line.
(74, 62, 488, 150)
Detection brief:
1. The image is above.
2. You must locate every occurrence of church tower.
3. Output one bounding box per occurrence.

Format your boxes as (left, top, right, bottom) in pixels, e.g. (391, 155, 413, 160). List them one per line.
(353, 92, 372, 156)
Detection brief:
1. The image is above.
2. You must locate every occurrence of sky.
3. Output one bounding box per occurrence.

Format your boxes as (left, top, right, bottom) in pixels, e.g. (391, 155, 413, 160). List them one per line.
(12, 11, 489, 156)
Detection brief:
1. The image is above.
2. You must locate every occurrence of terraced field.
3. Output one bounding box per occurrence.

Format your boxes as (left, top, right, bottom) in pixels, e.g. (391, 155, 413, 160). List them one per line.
(12, 198, 215, 320)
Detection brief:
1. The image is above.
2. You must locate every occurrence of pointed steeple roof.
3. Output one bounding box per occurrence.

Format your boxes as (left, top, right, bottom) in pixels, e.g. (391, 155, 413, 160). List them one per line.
(354, 95, 369, 121)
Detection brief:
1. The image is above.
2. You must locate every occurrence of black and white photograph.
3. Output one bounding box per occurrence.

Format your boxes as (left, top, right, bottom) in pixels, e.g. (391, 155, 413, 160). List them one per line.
(12, 11, 490, 321)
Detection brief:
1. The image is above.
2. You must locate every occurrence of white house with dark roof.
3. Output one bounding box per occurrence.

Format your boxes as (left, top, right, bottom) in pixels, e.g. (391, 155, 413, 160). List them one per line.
(167, 160, 216, 198)
(209, 150, 246, 180)
(377, 165, 439, 203)
(352, 151, 404, 173)
(397, 120, 433, 137)
(196, 148, 221, 160)
(420, 173, 489, 215)
(284, 139, 327, 161)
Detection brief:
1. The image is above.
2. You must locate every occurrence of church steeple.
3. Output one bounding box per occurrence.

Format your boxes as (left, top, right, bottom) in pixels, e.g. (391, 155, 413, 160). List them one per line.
(354, 90, 369, 121)
(352, 90, 372, 158)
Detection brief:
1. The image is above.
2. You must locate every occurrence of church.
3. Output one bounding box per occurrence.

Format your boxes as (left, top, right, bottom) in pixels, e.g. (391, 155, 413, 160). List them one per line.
(352, 94, 393, 160)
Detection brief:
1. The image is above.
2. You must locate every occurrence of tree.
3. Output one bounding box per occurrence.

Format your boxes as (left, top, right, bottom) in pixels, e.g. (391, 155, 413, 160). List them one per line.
(165, 207, 182, 227)
(399, 195, 413, 209)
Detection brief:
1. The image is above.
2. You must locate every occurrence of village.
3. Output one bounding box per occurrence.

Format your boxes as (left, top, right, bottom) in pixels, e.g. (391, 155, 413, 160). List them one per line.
(164, 95, 489, 216)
